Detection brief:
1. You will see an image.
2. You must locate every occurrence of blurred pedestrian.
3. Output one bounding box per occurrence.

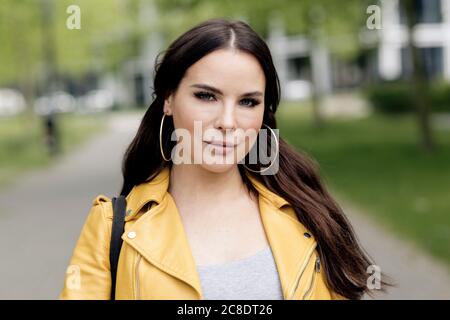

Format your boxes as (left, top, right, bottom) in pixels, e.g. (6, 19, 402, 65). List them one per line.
(43, 110, 59, 156)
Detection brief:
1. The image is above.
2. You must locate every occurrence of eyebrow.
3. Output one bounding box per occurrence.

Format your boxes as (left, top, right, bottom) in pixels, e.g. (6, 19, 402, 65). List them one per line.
(190, 84, 263, 97)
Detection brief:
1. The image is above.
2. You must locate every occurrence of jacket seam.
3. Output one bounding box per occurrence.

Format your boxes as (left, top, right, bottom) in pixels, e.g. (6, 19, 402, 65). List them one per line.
(303, 258, 319, 300)
(98, 201, 112, 263)
(126, 238, 202, 298)
(287, 243, 317, 299)
(126, 239, 198, 283)
(261, 195, 315, 239)
(128, 173, 169, 214)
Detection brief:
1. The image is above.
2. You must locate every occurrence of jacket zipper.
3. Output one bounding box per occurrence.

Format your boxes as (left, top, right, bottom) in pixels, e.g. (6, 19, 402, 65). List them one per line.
(302, 256, 321, 300)
(287, 246, 316, 300)
(134, 253, 142, 300)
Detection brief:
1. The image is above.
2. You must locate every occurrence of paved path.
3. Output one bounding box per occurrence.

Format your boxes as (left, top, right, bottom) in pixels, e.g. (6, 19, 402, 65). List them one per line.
(342, 200, 450, 300)
(0, 113, 140, 299)
(0, 112, 449, 299)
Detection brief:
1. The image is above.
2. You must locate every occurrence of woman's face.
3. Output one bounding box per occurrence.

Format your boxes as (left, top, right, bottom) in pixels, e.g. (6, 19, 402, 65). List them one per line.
(163, 48, 266, 173)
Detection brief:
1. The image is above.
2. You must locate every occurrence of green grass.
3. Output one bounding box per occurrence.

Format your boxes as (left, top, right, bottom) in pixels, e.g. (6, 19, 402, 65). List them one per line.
(277, 103, 450, 267)
(0, 111, 106, 189)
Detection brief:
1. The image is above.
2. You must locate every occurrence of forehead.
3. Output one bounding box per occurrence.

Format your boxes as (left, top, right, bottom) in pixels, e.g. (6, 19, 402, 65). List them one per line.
(182, 49, 265, 91)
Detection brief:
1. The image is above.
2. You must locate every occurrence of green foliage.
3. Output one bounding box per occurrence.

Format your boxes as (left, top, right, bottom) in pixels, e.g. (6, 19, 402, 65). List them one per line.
(0, 0, 370, 87)
(154, 0, 367, 59)
(429, 81, 450, 112)
(0, 0, 42, 86)
(278, 108, 450, 267)
(365, 81, 450, 114)
(0, 0, 150, 86)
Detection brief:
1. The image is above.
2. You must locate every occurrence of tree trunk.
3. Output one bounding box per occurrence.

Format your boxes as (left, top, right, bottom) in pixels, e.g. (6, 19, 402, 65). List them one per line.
(309, 35, 325, 129)
(40, 0, 59, 93)
(310, 75, 324, 129)
(403, 0, 435, 152)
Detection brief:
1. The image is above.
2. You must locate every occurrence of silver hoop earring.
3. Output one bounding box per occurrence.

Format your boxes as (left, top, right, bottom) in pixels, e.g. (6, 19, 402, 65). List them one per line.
(243, 123, 279, 174)
(159, 113, 171, 162)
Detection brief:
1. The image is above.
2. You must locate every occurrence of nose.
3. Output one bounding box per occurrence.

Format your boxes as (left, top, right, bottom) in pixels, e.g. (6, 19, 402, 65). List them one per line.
(214, 101, 236, 131)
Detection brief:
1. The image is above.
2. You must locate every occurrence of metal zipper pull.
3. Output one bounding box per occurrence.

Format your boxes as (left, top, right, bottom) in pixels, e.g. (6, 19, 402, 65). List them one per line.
(302, 257, 321, 300)
(315, 257, 321, 273)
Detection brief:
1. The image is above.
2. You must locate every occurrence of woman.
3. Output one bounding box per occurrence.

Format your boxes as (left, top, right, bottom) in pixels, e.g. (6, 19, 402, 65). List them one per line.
(60, 18, 390, 300)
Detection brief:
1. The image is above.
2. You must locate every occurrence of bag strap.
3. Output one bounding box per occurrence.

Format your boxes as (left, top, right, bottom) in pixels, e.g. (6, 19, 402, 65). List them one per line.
(110, 195, 126, 300)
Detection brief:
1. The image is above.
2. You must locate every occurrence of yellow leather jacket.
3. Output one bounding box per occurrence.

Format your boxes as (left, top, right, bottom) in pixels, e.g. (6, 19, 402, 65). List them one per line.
(60, 166, 347, 300)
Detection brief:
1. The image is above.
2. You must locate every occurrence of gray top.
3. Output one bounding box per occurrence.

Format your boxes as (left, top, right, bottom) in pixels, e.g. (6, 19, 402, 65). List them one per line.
(196, 246, 284, 300)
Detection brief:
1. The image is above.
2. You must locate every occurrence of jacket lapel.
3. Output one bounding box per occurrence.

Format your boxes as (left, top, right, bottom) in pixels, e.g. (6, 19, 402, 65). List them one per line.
(245, 173, 318, 299)
(121, 166, 317, 299)
(121, 166, 204, 298)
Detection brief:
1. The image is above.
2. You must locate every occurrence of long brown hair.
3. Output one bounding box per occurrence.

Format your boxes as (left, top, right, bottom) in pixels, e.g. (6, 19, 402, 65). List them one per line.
(120, 18, 392, 299)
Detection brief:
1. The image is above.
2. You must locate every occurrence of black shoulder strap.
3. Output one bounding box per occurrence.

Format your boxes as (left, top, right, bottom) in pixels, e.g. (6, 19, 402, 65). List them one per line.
(110, 195, 126, 300)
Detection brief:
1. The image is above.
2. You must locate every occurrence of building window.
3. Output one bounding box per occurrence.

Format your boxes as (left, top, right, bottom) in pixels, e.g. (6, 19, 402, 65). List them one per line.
(399, 0, 442, 24)
(286, 56, 311, 80)
(401, 46, 444, 80)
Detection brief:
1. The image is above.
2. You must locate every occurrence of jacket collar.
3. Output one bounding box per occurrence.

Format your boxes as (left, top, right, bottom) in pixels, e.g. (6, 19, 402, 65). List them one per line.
(122, 166, 317, 299)
(125, 166, 290, 215)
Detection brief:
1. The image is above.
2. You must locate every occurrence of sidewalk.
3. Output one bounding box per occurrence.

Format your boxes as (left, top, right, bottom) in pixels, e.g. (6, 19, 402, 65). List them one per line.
(341, 200, 450, 299)
(0, 112, 141, 299)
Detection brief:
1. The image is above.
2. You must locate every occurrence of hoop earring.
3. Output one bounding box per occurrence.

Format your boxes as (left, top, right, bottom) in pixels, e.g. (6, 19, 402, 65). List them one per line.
(159, 113, 171, 162)
(243, 123, 279, 174)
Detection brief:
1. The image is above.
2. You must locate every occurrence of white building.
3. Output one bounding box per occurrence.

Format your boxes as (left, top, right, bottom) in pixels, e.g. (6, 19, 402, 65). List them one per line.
(267, 20, 333, 101)
(267, 0, 450, 102)
(377, 0, 450, 80)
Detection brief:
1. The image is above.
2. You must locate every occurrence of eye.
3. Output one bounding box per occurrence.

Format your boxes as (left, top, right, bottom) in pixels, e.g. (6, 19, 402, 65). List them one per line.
(240, 98, 260, 107)
(194, 91, 216, 101)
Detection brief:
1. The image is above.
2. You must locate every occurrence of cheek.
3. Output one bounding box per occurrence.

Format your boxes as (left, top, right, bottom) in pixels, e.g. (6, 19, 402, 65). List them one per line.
(171, 101, 209, 158)
(244, 117, 263, 131)
(172, 100, 198, 136)
(172, 95, 214, 133)
(172, 111, 194, 134)
(234, 110, 264, 156)
(236, 107, 264, 135)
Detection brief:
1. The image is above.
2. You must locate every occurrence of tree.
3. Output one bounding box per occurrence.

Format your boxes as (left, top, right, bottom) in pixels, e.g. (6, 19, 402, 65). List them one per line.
(0, 0, 150, 98)
(402, 0, 435, 152)
(0, 0, 42, 104)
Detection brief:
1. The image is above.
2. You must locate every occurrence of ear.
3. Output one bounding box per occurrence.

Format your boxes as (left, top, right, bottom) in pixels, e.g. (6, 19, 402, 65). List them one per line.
(163, 94, 173, 116)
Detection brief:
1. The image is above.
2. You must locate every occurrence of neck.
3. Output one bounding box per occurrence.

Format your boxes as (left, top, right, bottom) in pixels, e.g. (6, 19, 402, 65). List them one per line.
(168, 164, 247, 208)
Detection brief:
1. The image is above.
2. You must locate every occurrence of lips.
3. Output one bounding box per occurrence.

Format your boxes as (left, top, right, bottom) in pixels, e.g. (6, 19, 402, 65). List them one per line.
(204, 140, 237, 147)
(203, 140, 237, 156)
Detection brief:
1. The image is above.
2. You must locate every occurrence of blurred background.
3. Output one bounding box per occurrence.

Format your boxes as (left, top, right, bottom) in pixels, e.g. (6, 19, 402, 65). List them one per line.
(0, 0, 449, 299)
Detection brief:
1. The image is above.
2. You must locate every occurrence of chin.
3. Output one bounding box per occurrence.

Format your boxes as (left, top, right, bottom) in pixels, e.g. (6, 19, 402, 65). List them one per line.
(198, 162, 237, 174)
